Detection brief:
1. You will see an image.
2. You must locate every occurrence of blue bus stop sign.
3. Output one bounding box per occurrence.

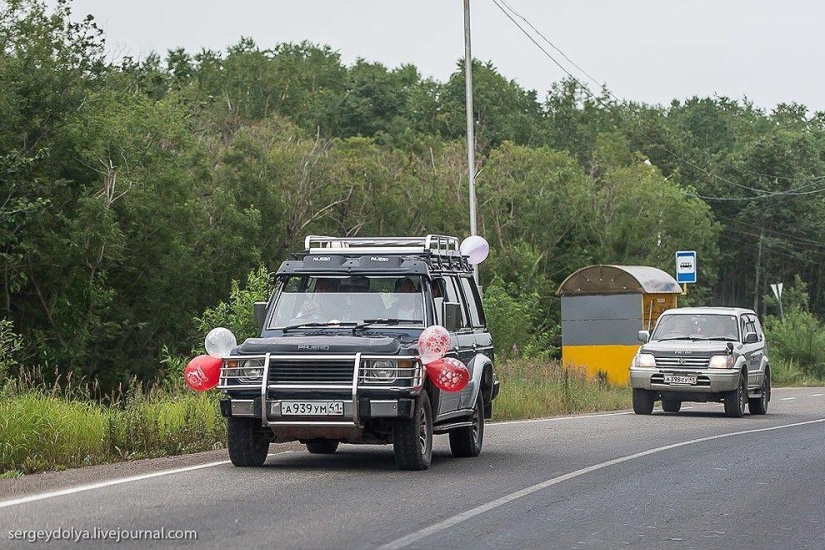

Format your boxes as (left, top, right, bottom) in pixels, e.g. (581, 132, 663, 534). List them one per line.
(676, 251, 697, 284)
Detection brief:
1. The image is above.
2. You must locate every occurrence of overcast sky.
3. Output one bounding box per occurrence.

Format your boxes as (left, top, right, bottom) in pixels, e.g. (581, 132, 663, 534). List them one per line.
(57, 0, 825, 113)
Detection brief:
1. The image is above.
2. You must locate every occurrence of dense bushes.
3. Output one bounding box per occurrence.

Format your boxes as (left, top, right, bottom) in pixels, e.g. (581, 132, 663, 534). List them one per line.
(764, 310, 825, 381)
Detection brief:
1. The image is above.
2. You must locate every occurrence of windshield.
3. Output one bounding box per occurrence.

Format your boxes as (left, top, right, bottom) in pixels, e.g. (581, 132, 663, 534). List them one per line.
(652, 314, 739, 341)
(268, 275, 425, 329)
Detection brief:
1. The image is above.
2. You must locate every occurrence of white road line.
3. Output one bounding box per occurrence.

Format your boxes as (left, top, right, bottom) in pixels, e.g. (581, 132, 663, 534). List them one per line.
(0, 415, 631, 509)
(490, 411, 632, 426)
(380, 418, 825, 550)
(782, 397, 797, 401)
(0, 461, 229, 510)
(811, 393, 823, 397)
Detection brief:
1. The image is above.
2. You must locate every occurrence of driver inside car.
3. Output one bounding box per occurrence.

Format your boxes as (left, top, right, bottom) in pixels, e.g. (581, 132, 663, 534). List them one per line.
(296, 278, 339, 319)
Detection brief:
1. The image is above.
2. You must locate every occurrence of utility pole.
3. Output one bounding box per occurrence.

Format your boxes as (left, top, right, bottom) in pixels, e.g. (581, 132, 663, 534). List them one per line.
(753, 226, 764, 312)
(463, 0, 479, 282)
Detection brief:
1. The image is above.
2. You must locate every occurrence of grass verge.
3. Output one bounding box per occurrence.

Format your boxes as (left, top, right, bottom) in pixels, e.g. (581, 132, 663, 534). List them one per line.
(3, 357, 818, 476)
(492, 358, 631, 421)
(0, 375, 225, 476)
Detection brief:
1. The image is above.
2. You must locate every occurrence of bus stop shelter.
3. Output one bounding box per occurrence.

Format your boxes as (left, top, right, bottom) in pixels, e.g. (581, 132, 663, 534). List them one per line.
(556, 265, 682, 385)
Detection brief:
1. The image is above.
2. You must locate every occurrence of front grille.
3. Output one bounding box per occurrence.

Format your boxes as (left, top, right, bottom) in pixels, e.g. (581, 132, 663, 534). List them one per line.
(269, 359, 355, 384)
(653, 355, 711, 369)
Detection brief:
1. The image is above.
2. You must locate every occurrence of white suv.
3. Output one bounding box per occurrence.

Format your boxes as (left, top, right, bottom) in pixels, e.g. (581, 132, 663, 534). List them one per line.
(630, 307, 770, 417)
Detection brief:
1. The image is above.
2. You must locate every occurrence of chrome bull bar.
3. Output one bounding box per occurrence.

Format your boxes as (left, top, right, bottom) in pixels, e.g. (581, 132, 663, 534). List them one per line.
(217, 353, 423, 428)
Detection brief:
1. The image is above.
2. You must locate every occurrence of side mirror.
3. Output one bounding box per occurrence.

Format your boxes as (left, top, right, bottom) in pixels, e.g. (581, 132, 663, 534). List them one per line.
(638, 330, 650, 343)
(744, 332, 759, 344)
(443, 302, 461, 332)
(253, 302, 268, 332)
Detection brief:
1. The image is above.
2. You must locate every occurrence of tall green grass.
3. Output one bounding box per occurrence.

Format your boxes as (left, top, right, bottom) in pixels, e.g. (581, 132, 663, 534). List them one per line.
(0, 370, 224, 475)
(492, 358, 631, 421)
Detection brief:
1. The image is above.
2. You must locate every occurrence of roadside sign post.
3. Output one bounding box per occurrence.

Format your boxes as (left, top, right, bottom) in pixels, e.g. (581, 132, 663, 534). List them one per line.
(675, 250, 697, 295)
(771, 282, 784, 322)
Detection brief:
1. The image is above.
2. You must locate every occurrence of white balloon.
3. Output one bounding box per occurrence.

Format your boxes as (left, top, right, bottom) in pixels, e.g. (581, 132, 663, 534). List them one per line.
(205, 327, 237, 358)
(460, 235, 490, 265)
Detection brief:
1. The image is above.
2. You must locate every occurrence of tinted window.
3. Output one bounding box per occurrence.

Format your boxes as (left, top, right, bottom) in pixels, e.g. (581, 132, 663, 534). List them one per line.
(269, 275, 424, 327)
(444, 276, 469, 328)
(459, 277, 484, 327)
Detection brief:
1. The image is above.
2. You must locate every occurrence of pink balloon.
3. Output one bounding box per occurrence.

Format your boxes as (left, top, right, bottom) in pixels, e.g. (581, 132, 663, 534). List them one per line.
(417, 325, 451, 364)
(425, 356, 470, 392)
(184, 355, 223, 391)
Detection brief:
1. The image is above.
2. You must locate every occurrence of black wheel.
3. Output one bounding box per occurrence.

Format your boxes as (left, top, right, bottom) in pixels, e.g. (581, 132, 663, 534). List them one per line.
(633, 388, 654, 415)
(748, 370, 770, 415)
(661, 399, 682, 413)
(393, 392, 433, 470)
(449, 393, 484, 458)
(227, 417, 270, 467)
(306, 439, 340, 454)
(724, 372, 747, 418)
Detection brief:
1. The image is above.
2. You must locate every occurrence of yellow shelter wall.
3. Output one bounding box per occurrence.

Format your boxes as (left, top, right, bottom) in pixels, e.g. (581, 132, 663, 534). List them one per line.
(642, 293, 678, 331)
(561, 344, 640, 386)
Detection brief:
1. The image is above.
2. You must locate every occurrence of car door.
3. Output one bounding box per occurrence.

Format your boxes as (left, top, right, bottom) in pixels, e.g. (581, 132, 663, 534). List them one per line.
(458, 276, 491, 408)
(436, 275, 475, 417)
(749, 315, 767, 387)
(740, 314, 759, 384)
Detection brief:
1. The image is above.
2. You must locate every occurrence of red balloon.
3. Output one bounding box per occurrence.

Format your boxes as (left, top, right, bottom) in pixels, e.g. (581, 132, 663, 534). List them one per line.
(425, 357, 470, 393)
(184, 355, 223, 391)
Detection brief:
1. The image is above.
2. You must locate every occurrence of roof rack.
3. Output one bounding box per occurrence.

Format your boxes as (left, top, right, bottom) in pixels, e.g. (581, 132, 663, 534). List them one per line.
(305, 235, 462, 258)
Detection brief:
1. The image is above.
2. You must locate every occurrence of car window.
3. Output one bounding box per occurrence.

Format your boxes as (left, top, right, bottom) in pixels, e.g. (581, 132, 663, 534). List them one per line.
(753, 316, 765, 341)
(651, 314, 738, 341)
(741, 315, 758, 341)
(443, 276, 469, 329)
(459, 276, 484, 327)
(268, 275, 424, 327)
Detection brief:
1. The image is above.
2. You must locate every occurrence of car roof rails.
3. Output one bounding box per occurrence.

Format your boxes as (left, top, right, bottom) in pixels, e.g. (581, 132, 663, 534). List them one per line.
(303, 235, 469, 272)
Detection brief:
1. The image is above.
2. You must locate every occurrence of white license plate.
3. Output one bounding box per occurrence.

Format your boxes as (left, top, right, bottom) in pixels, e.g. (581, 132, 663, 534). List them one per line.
(664, 374, 697, 385)
(279, 401, 344, 416)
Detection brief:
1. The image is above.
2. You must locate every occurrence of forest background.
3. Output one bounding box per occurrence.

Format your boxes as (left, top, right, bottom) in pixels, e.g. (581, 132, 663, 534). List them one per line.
(3, 0, 825, 391)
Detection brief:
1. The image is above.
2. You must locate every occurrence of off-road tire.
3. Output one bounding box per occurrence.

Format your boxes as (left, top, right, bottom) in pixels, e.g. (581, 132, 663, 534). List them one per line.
(449, 393, 484, 458)
(724, 372, 747, 418)
(633, 388, 654, 415)
(748, 370, 770, 415)
(227, 417, 270, 467)
(306, 439, 340, 454)
(661, 399, 682, 413)
(393, 392, 433, 470)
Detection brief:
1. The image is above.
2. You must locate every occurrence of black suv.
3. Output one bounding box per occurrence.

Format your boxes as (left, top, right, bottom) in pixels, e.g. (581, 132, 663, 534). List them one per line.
(217, 235, 499, 470)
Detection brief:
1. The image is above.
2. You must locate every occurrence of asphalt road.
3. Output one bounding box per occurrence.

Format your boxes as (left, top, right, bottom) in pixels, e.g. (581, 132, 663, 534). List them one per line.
(2, 387, 823, 549)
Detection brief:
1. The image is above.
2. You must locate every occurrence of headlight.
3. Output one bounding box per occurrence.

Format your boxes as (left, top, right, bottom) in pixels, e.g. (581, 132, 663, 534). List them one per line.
(636, 353, 656, 368)
(708, 355, 734, 369)
(240, 359, 264, 378)
(363, 359, 397, 383)
(372, 360, 395, 381)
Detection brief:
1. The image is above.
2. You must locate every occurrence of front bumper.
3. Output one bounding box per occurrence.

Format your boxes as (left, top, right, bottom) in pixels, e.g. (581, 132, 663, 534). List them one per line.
(630, 367, 741, 393)
(220, 397, 414, 421)
(217, 352, 423, 428)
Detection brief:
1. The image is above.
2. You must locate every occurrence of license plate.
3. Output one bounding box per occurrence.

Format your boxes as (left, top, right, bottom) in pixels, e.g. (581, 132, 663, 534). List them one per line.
(279, 401, 344, 416)
(664, 374, 697, 385)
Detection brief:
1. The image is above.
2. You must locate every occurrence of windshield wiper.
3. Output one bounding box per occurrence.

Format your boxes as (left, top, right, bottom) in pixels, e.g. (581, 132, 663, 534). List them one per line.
(281, 321, 357, 332)
(656, 336, 704, 341)
(355, 318, 420, 329)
